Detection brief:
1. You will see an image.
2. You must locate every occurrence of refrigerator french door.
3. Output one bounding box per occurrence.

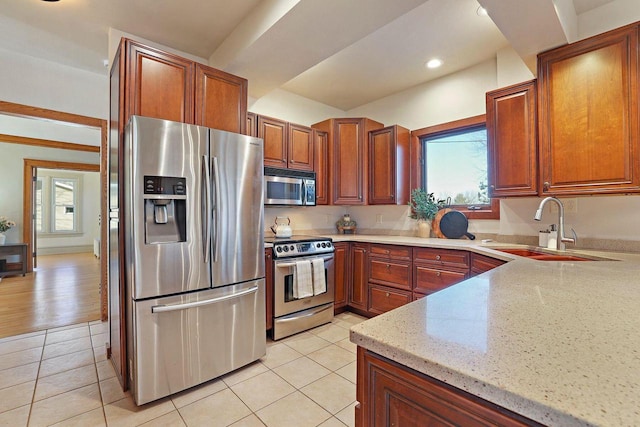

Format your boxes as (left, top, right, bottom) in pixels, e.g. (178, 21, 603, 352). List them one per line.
(123, 116, 265, 405)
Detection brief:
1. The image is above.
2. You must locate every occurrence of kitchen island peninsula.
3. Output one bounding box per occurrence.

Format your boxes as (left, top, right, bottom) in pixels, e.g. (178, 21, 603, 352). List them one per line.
(348, 242, 640, 426)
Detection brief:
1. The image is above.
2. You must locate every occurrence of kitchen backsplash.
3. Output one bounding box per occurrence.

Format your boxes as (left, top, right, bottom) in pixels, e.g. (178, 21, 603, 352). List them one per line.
(266, 194, 640, 253)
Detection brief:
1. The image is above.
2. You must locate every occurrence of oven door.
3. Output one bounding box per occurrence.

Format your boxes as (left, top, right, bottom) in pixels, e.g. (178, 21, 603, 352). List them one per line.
(273, 254, 334, 317)
(264, 175, 303, 205)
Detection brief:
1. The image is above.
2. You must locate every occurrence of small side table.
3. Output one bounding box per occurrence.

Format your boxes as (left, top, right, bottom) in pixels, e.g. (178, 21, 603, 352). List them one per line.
(0, 243, 28, 278)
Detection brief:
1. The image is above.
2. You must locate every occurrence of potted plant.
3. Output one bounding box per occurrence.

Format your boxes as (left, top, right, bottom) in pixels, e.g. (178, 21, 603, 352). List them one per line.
(0, 216, 16, 245)
(408, 189, 443, 237)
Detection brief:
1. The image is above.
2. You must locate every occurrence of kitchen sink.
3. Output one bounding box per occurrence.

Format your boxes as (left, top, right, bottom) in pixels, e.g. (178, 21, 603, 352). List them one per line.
(494, 248, 609, 262)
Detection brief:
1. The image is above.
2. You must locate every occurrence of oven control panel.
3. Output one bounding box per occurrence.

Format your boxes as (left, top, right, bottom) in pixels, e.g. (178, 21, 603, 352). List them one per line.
(272, 239, 333, 258)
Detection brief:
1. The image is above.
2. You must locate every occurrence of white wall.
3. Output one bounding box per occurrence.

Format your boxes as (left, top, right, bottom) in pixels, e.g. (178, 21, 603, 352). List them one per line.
(249, 89, 345, 126)
(0, 47, 107, 119)
(0, 142, 99, 246)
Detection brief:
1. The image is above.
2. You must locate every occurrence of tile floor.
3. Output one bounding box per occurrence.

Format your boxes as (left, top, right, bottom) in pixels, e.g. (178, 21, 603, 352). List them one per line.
(0, 312, 367, 427)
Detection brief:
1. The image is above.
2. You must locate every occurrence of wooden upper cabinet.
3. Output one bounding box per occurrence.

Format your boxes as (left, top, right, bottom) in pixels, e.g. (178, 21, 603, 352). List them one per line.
(246, 112, 257, 137)
(126, 40, 194, 124)
(313, 129, 329, 205)
(312, 118, 384, 205)
(194, 64, 247, 134)
(258, 115, 288, 168)
(369, 125, 410, 205)
(288, 124, 314, 171)
(486, 80, 538, 197)
(537, 23, 640, 195)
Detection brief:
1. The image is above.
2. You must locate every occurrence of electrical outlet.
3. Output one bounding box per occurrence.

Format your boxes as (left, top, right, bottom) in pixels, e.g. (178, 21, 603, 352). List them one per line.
(376, 214, 383, 224)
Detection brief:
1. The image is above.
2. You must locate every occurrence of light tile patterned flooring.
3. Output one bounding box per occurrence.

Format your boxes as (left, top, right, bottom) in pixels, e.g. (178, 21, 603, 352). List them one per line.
(0, 312, 367, 426)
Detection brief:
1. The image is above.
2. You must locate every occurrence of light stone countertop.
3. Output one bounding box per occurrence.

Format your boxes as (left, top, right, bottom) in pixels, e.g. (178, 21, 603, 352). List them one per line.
(326, 234, 640, 426)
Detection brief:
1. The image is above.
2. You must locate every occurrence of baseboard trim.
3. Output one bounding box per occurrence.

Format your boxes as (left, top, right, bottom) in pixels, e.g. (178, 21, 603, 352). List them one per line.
(37, 245, 93, 256)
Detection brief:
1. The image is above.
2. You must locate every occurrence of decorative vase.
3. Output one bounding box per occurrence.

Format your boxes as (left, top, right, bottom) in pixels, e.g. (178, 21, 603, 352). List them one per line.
(0, 233, 5, 245)
(416, 220, 431, 238)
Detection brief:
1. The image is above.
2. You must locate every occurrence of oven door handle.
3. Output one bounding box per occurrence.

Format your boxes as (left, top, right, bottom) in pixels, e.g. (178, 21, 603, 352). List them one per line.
(151, 286, 259, 313)
(275, 255, 334, 268)
(277, 304, 332, 323)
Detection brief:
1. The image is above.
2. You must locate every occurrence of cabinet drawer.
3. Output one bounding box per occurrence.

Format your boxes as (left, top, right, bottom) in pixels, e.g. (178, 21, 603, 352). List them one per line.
(370, 244, 411, 260)
(470, 253, 506, 276)
(369, 259, 411, 290)
(368, 285, 411, 315)
(413, 265, 467, 295)
(413, 247, 469, 269)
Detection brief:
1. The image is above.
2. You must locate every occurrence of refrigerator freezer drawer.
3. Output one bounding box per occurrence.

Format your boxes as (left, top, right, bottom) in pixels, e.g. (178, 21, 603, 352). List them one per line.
(130, 279, 266, 405)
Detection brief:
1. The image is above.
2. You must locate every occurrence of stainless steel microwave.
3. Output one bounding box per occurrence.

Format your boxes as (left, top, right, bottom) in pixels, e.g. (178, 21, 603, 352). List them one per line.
(264, 167, 316, 206)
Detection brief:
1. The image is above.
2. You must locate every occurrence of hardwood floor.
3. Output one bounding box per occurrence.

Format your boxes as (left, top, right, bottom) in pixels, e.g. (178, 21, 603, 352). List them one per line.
(0, 252, 100, 339)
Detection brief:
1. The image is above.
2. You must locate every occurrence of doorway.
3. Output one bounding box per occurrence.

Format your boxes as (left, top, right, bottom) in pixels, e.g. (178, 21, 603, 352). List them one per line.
(0, 100, 108, 324)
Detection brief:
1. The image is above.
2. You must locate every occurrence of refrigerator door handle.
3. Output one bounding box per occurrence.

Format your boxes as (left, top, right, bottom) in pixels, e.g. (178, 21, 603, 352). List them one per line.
(151, 286, 259, 313)
(202, 155, 211, 263)
(211, 156, 221, 263)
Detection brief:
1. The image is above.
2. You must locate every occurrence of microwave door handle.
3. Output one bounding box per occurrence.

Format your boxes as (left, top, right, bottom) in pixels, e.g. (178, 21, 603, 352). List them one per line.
(302, 179, 307, 205)
(211, 156, 221, 263)
(202, 155, 211, 263)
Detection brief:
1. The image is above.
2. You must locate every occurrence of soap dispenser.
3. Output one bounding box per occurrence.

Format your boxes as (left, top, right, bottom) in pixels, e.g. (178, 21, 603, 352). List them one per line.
(547, 224, 558, 250)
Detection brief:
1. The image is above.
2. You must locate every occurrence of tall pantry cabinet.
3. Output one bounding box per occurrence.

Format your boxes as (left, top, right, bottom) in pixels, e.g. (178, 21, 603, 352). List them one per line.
(109, 38, 249, 389)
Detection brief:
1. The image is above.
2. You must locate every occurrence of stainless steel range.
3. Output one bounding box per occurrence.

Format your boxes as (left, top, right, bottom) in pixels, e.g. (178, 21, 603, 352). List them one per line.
(265, 235, 335, 340)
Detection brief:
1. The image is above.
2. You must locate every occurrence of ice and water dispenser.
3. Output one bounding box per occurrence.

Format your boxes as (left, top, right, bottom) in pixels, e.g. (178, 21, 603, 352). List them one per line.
(143, 176, 187, 244)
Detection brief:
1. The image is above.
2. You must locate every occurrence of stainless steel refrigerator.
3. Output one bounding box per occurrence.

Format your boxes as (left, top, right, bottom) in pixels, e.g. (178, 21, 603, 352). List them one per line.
(114, 115, 265, 405)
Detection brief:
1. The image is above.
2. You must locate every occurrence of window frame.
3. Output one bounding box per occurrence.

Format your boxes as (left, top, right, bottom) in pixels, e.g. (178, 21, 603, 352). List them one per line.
(410, 114, 500, 220)
(35, 173, 84, 235)
(51, 177, 80, 233)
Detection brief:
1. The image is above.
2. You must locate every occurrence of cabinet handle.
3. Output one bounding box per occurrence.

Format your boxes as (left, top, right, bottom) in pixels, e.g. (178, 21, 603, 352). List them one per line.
(290, 159, 295, 163)
(435, 255, 441, 261)
(385, 250, 390, 254)
(386, 264, 390, 269)
(489, 185, 495, 189)
(543, 182, 550, 190)
(436, 271, 441, 277)
(385, 292, 390, 297)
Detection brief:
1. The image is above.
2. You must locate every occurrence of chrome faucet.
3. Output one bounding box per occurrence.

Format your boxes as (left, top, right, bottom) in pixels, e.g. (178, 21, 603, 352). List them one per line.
(534, 197, 577, 250)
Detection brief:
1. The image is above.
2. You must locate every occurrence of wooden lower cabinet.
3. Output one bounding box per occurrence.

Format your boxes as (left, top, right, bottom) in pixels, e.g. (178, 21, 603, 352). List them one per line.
(333, 242, 350, 313)
(349, 243, 369, 316)
(470, 253, 507, 276)
(357, 348, 542, 427)
(265, 248, 273, 331)
(413, 263, 467, 295)
(368, 285, 411, 316)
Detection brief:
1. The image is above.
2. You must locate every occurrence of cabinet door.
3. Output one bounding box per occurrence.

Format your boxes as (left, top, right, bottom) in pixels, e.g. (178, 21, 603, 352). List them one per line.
(333, 119, 366, 205)
(126, 40, 194, 124)
(486, 80, 538, 197)
(357, 349, 542, 427)
(288, 124, 314, 171)
(314, 129, 329, 205)
(469, 253, 506, 276)
(265, 248, 273, 331)
(538, 24, 640, 195)
(258, 115, 288, 168)
(368, 284, 411, 316)
(349, 243, 369, 314)
(246, 112, 257, 137)
(194, 64, 247, 134)
(369, 125, 410, 205)
(333, 242, 350, 312)
(413, 263, 467, 295)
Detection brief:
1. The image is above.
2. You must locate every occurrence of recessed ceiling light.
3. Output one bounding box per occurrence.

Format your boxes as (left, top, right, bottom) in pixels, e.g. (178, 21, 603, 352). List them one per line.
(476, 6, 488, 16)
(426, 59, 443, 69)
(41, 0, 60, 2)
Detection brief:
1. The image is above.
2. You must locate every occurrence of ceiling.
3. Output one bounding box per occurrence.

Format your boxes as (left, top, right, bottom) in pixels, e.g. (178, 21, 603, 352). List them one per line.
(0, 0, 620, 111)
